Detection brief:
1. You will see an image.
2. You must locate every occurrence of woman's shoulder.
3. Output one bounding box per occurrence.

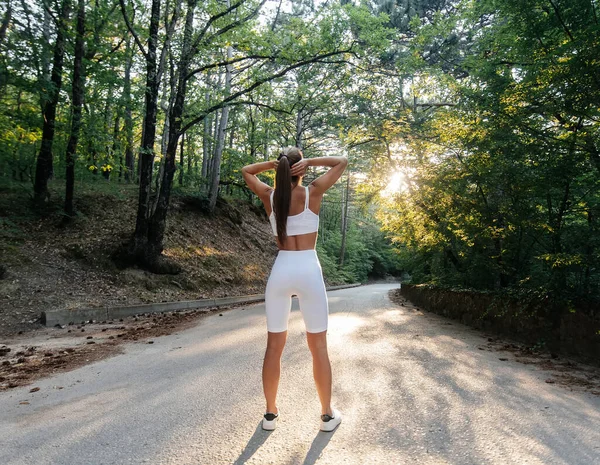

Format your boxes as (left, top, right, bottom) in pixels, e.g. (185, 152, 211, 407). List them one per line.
(307, 182, 321, 195)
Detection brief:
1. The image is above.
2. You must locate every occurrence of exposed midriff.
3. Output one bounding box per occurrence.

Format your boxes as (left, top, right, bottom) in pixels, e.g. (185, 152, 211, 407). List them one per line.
(275, 231, 318, 251)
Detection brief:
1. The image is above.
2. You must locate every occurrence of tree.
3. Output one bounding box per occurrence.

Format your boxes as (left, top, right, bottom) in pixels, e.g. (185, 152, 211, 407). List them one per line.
(33, 0, 71, 206)
(112, 0, 389, 273)
(64, 0, 85, 218)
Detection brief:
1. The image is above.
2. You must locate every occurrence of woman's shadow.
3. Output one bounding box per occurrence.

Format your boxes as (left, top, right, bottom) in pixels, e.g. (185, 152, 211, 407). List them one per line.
(233, 423, 337, 465)
(301, 429, 337, 465)
(232, 423, 271, 465)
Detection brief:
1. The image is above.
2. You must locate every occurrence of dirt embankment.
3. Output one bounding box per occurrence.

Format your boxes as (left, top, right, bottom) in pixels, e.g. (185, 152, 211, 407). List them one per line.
(0, 183, 278, 338)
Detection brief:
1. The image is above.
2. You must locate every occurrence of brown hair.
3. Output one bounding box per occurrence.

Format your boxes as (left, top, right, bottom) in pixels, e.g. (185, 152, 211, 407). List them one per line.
(274, 147, 303, 243)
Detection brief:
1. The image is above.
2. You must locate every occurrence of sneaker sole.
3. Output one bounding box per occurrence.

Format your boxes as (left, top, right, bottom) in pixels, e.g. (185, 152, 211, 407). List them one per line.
(320, 416, 342, 432)
(320, 423, 341, 432)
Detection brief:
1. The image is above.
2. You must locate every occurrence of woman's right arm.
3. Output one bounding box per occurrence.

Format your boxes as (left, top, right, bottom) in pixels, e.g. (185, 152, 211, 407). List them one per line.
(241, 161, 276, 204)
(292, 156, 348, 194)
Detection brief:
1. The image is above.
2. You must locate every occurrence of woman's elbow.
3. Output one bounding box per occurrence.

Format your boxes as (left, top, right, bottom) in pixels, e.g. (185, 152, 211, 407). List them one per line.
(241, 168, 253, 185)
(241, 166, 252, 179)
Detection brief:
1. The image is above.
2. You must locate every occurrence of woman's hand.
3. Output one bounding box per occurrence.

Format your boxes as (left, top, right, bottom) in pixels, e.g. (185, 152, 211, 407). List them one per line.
(290, 159, 309, 177)
(272, 160, 279, 170)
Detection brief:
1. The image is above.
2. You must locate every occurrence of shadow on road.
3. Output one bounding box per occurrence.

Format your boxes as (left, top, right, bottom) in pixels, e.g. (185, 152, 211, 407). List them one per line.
(302, 429, 337, 465)
(233, 422, 271, 465)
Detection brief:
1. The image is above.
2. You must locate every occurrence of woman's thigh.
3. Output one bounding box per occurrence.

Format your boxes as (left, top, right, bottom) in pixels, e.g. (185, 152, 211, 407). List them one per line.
(296, 269, 328, 333)
(265, 268, 293, 333)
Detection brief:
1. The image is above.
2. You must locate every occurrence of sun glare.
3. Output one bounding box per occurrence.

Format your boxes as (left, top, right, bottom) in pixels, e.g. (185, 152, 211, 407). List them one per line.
(382, 171, 408, 197)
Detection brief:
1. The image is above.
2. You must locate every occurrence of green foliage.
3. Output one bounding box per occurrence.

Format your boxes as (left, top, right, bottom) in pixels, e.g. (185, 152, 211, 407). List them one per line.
(369, 0, 600, 307)
(5, 0, 596, 310)
(316, 242, 352, 285)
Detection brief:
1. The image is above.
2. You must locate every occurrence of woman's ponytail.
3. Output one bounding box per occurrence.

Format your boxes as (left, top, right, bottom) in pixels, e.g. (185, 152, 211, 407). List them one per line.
(274, 153, 292, 243)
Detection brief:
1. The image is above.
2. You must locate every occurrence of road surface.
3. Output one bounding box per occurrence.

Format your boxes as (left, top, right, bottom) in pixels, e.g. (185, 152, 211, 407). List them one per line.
(1, 283, 599, 464)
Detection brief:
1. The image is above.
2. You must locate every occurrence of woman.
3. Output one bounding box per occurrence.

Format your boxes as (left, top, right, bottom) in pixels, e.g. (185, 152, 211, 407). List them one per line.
(241, 147, 348, 432)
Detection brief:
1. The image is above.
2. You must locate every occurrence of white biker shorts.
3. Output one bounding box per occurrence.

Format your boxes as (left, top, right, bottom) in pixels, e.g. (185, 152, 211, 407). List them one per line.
(264, 249, 329, 333)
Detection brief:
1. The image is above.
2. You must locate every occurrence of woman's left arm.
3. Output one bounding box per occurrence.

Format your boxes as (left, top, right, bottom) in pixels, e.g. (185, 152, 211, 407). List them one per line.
(242, 160, 276, 201)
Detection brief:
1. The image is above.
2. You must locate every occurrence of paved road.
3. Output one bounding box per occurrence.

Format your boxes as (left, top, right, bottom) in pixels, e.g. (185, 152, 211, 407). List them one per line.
(1, 284, 599, 465)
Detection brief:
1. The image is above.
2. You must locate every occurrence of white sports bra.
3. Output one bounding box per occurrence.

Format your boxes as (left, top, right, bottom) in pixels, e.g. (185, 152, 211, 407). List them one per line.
(269, 186, 319, 237)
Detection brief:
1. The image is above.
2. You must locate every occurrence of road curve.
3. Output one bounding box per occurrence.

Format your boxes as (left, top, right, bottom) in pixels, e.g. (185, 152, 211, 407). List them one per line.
(1, 283, 599, 465)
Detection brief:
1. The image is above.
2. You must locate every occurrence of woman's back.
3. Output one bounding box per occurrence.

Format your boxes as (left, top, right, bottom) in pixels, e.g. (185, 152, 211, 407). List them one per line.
(240, 151, 347, 250)
(268, 185, 321, 251)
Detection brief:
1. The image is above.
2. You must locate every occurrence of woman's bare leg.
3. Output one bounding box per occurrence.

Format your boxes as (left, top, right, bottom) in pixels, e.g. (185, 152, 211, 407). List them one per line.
(263, 330, 288, 414)
(306, 330, 333, 416)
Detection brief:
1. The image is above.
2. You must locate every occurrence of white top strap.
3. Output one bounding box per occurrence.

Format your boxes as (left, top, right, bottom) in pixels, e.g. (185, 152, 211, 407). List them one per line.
(270, 189, 275, 210)
(304, 186, 309, 210)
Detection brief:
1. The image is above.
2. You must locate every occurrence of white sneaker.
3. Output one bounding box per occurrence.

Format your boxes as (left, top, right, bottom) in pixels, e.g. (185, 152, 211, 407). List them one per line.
(320, 408, 342, 432)
(262, 412, 279, 431)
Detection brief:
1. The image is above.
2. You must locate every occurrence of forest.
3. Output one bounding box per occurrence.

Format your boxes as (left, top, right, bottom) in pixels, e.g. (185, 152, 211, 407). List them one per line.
(0, 0, 599, 314)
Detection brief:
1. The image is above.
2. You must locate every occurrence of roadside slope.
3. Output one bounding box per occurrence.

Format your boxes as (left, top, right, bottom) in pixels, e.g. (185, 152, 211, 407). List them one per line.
(0, 183, 279, 336)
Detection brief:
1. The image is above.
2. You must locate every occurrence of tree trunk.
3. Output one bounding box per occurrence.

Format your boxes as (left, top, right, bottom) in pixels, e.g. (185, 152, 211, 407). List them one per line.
(208, 106, 229, 210)
(339, 173, 350, 266)
(179, 131, 185, 185)
(210, 108, 219, 170)
(201, 78, 211, 179)
(103, 79, 115, 158)
(40, 2, 51, 97)
(295, 108, 304, 149)
(143, 0, 197, 272)
(115, 0, 161, 266)
(227, 110, 236, 195)
(208, 40, 233, 212)
(248, 105, 256, 160)
(0, 2, 10, 88)
(123, 37, 135, 182)
(202, 108, 210, 178)
(64, 0, 85, 218)
(0, 1, 10, 46)
(187, 130, 193, 178)
(155, 55, 174, 198)
(113, 115, 122, 180)
(584, 206, 594, 294)
(263, 95, 271, 161)
(34, 0, 71, 206)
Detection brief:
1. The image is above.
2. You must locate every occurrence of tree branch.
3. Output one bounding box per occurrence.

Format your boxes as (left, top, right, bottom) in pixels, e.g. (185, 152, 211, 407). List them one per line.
(201, 0, 267, 49)
(40, 0, 58, 25)
(191, 0, 247, 51)
(548, 0, 574, 41)
(180, 48, 354, 134)
(271, 0, 283, 31)
(185, 54, 272, 81)
(157, 0, 182, 85)
(228, 100, 292, 114)
(95, 1, 119, 37)
(119, 0, 148, 58)
(347, 138, 377, 149)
